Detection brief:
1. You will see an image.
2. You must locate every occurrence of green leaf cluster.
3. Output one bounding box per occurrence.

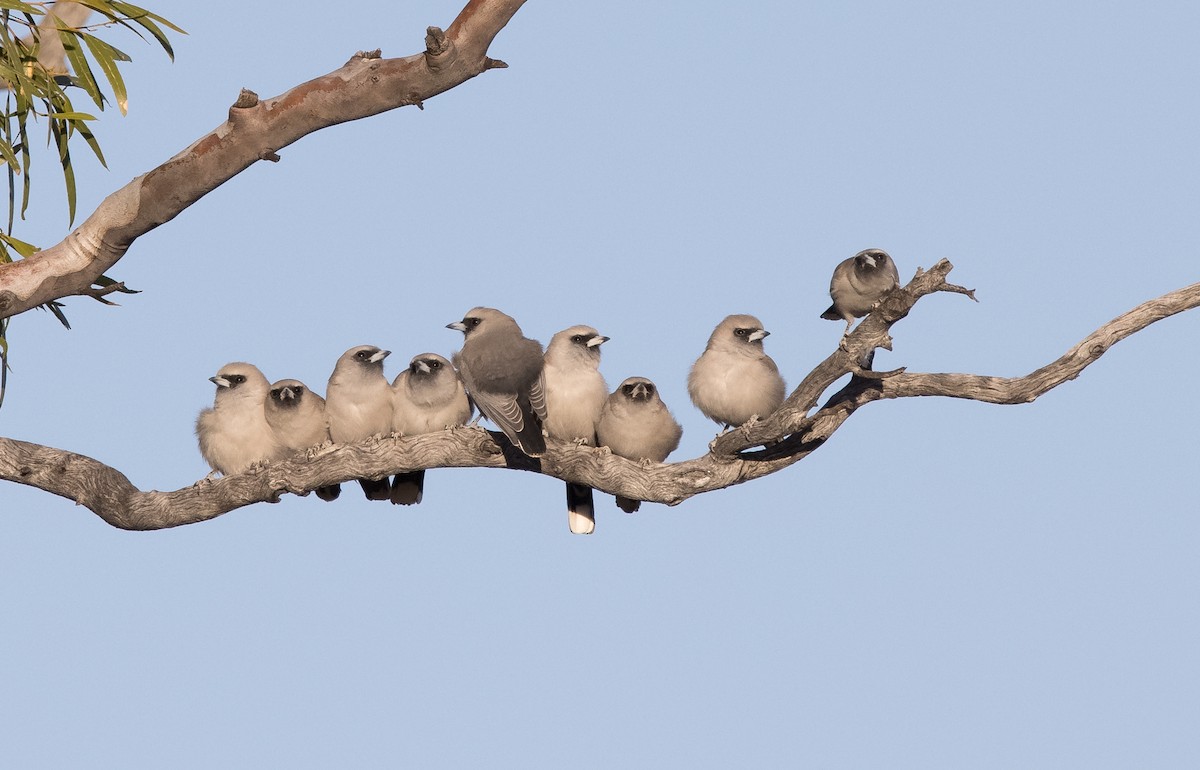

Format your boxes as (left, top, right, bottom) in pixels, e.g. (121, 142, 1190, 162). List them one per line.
(0, 1, 183, 407)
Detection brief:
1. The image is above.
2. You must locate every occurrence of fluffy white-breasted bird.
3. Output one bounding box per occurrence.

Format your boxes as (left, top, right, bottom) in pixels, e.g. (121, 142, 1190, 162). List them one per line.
(821, 248, 900, 335)
(448, 307, 547, 458)
(596, 376, 683, 513)
(687, 314, 786, 429)
(543, 325, 609, 534)
(325, 344, 393, 500)
(196, 362, 280, 475)
(389, 353, 472, 505)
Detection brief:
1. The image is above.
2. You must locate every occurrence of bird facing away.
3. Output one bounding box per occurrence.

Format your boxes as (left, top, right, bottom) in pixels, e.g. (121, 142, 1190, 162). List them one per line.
(820, 248, 901, 334)
(389, 353, 473, 506)
(448, 307, 547, 458)
(325, 344, 393, 501)
(688, 314, 787, 429)
(196, 362, 280, 476)
(596, 377, 683, 513)
(543, 325, 609, 535)
(264, 378, 340, 502)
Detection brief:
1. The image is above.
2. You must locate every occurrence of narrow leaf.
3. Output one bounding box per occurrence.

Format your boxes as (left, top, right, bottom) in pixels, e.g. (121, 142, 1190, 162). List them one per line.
(109, 1, 185, 60)
(0, 230, 38, 256)
(49, 118, 76, 223)
(93, 274, 138, 293)
(81, 34, 129, 115)
(0, 1, 39, 14)
(44, 300, 71, 330)
(46, 110, 97, 121)
(55, 25, 104, 110)
(0, 136, 17, 171)
(71, 116, 106, 167)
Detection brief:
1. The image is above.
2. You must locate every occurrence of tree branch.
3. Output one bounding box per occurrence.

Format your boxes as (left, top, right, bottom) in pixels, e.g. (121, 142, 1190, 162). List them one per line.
(0, 0, 528, 321)
(3, 261, 1196, 530)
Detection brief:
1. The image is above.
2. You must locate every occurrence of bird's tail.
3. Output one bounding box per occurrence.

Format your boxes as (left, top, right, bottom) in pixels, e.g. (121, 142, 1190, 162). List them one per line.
(358, 477, 392, 501)
(616, 496, 641, 514)
(567, 482, 595, 534)
(390, 470, 425, 506)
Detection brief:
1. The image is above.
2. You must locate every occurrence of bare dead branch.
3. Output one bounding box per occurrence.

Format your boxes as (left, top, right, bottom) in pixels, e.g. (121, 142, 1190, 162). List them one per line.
(0, 0, 528, 321)
(2, 265, 1196, 530)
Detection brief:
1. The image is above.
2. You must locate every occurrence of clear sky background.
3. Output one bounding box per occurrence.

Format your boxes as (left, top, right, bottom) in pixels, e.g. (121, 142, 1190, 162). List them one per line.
(2, 1, 1198, 767)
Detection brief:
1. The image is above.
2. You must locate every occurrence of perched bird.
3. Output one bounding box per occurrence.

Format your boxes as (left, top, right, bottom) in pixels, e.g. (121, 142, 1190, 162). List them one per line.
(264, 378, 340, 502)
(447, 307, 547, 458)
(820, 247, 900, 334)
(325, 345, 393, 500)
(389, 353, 473, 505)
(688, 314, 786, 429)
(196, 362, 280, 476)
(596, 377, 683, 513)
(543, 325, 609, 535)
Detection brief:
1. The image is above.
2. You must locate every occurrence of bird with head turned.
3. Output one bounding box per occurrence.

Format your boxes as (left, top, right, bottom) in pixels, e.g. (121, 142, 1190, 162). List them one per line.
(196, 362, 280, 476)
(688, 314, 786, 430)
(821, 248, 901, 335)
(543, 324, 610, 534)
(325, 344, 394, 501)
(448, 307, 547, 458)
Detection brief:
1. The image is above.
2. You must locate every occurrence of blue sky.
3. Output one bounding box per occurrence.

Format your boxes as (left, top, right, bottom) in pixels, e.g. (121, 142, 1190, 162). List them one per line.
(2, 1, 1198, 767)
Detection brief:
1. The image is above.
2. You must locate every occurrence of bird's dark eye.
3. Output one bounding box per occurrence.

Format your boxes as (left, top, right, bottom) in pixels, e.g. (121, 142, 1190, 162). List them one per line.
(571, 335, 584, 344)
(734, 328, 748, 337)
(294, 386, 304, 395)
(623, 384, 635, 396)
(466, 318, 481, 328)
(645, 384, 655, 395)
(229, 374, 246, 385)
(429, 360, 441, 369)
(270, 388, 282, 399)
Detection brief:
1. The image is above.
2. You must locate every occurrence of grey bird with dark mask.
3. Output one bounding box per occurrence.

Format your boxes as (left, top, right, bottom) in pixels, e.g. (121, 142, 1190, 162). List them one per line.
(326, 344, 393, 500)
(543, 325, 609, 534)
(688, 314, 786, 429)
(264, 378, 340, 501)
(447, 307, 547, 458)
(196, 362, 281, 476)
(821, 248, 900, 335)
(389, 353, 473, 505)
(596, 377, 682, 513)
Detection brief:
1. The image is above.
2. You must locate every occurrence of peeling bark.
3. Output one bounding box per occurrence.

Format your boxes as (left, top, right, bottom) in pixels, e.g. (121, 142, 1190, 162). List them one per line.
(3, 260, 1197, 530)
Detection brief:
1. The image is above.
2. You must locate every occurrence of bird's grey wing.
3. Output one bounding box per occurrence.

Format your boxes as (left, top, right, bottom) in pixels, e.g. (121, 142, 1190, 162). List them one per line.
(528, 368, 548, 422)
(469, 387, 528, 443)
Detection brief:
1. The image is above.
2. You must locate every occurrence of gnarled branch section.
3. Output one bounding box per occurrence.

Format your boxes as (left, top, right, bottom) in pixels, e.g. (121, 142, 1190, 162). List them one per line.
(3, 262, 1197, 530)
(0, 0, 527, 321)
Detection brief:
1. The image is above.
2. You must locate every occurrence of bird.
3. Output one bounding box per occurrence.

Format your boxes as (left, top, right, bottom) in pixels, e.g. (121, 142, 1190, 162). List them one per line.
(195, 362, 280, 476)
(543, 325, 609, 534)
(688, 314, 786, 429)
(389, 353, 473, 505)
(820, 247, 901, 335)
(263, 378, 340, 502)
(447, 307, 547, 458)
(596, 376, 683, 513)
(325, 345, 393, 500)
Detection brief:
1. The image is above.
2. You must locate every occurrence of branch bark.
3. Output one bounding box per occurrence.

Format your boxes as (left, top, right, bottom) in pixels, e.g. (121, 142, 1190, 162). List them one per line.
(0, 0, 527, 321)
(3, 261, 1197, 530)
